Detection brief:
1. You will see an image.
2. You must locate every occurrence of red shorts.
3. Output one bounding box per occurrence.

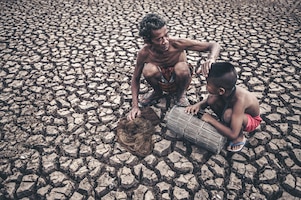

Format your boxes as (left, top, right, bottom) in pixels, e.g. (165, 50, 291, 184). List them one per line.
(244, 114, 262, 132)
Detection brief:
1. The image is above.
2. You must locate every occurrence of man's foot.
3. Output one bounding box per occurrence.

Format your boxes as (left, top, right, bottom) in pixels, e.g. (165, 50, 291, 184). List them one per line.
(175, 95, 190, 107)
(139, 91, 163, 107)
(227, 136, 247, 152)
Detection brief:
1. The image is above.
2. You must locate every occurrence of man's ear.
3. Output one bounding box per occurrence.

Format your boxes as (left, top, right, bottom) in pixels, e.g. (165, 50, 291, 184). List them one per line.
(218, 87, 225, 95)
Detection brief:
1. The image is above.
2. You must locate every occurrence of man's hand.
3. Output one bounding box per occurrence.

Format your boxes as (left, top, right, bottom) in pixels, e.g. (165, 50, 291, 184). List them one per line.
(127, 106, 141, 121)
(196, 58, 215, 77)
(201, 58, 215, 77)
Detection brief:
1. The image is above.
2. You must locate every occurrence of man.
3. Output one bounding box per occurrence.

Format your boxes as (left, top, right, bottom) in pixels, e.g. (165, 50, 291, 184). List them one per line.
(128, 13, 220, 120)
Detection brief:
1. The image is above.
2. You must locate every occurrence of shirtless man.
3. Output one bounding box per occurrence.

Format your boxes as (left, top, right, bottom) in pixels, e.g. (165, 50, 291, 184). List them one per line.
(185, 62, 262, 152)
(128, 13, 220, 120)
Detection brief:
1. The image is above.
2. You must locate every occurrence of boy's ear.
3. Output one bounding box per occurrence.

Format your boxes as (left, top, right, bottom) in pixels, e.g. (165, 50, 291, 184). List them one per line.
(218, 87, 226, 95)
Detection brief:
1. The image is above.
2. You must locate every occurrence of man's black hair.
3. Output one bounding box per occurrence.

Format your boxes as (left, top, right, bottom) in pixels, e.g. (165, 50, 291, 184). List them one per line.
(139, 13, 166, 43)
(207, 62, 237, 90)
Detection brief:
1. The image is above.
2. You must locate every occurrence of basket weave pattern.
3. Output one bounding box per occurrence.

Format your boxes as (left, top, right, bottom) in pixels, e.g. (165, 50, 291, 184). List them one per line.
(166, 106, 227, 154)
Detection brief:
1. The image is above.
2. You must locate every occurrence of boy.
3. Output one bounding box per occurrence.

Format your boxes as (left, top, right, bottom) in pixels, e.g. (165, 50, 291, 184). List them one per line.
(127, 13, 220, 121)
(185, 62, 262, 152)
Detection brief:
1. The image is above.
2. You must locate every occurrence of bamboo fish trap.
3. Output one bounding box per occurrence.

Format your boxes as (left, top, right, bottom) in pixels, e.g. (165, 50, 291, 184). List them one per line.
(166, 106, 227, 154)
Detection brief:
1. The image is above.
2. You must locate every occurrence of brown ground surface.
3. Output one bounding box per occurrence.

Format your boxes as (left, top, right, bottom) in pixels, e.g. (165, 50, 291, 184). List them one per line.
(0, 0, 300, 199)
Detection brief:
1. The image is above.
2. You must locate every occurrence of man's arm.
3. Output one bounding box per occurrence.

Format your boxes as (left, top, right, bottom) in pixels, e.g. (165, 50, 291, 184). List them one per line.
(174, 38, 221, 76)
(202, 42, 220, 75)
(127, 50, 146, 120)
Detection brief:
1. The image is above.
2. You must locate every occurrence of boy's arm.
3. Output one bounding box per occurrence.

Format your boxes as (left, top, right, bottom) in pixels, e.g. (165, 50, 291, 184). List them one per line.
(202, 101, 245, 140)
(185, 98, 208, 115)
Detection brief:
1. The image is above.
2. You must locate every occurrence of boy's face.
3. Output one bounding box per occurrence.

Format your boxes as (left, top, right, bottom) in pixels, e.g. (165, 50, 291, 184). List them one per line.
(150, 25, 170, 52)
(206, 80, 224, 96)
(206, 82, 219, 95)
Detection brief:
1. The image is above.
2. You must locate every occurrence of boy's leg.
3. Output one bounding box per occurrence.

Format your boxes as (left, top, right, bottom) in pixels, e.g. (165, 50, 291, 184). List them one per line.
(222, 109, 249, 129)
(222, 109, 249, 152)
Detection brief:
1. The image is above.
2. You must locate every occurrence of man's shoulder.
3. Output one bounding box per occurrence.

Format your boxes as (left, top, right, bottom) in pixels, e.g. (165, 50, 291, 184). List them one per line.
(138, 45, 151, 55)
(170, 37, 186, 44)
(170, 37, 197, 48)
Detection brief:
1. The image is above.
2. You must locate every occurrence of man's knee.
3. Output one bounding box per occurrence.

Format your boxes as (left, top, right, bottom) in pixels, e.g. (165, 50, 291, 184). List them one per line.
(143, 63, 160, 78)
(174, 62, 190, 76)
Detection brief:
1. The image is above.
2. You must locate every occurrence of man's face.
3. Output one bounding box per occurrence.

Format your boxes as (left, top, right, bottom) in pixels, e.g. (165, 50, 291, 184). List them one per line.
(150, 25, 169, 52)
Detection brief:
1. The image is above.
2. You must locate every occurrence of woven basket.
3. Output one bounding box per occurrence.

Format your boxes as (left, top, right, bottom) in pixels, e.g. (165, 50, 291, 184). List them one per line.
(166, 106, 227, 154)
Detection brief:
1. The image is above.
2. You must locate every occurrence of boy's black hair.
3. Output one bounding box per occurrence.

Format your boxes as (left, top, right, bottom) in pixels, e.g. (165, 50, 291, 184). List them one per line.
(139, 13, 166, 43)
(207, 62, 237, 90)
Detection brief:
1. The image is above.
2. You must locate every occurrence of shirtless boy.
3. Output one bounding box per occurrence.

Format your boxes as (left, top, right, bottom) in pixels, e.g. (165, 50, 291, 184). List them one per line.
(185, 62, 262, 152)
(127, 13, 220, 121)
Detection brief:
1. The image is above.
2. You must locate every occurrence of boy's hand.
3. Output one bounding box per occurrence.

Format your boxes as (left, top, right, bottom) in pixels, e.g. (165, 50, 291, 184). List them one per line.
(185, 103, 201, 115)
(201, 113, 214, 123)
(127, 107, 141, 121)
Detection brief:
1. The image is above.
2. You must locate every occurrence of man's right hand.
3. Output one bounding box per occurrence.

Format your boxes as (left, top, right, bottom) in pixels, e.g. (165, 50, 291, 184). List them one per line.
(127, 106, 141, 121)
(195, 58, 214, 77)
(201, 58, 215, 77)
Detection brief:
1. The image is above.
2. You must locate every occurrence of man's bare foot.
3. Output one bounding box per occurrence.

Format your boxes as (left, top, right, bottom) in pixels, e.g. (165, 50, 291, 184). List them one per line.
(175, 94, 190, 107)
(139, 91, 163, 107)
